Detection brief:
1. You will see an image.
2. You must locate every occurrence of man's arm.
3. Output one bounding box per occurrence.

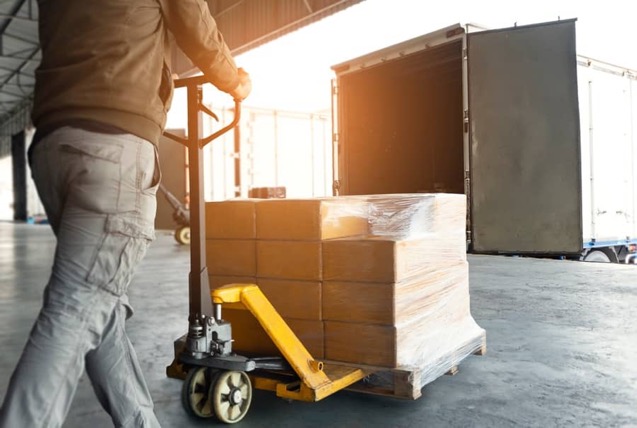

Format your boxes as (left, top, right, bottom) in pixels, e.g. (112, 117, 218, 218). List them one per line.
(160, 0, 251, 99)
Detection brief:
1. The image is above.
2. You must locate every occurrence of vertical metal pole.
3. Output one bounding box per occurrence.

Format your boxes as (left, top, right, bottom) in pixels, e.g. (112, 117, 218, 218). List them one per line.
(11, 131, 26, 221)
(330, 79, 340, 196)
(322, 116, 328, 196)
(310, 114, 316, 196)
(204, 111, 214, 201)
(630, 79, 636, 233)
(462, 34, 472, 247)
(234, 115, 241, 197)
(588, 80, 596, 241)
(273, 110, 279, 186)
(188, 84, 212, 319)
(220, 109, 227, 200)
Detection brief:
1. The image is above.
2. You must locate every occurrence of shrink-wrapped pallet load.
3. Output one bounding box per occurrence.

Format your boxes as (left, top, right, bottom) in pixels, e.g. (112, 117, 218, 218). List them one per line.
(322, 194, 484, 379)
(205, 194, 485, 387)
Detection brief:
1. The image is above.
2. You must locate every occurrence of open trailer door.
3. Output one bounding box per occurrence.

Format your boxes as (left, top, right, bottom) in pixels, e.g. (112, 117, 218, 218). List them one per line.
(468, 20, 583, 255)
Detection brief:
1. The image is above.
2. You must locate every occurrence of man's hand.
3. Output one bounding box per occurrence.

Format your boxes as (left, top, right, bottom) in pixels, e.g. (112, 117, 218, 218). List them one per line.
(229, 68, 252, 101)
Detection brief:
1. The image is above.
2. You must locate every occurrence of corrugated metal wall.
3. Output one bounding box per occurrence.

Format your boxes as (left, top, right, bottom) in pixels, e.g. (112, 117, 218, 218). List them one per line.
(173, 0, 364, 75)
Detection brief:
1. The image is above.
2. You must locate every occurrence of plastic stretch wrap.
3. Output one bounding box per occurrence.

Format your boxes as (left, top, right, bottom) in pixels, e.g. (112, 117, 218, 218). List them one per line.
(323, 262, 470, 325)
(322, 235, 466, 283)
(322, 193, 484, 377)
(361, 328, 485, 393)
(323, 262, 485, 369)
(357, 193, 466, 239)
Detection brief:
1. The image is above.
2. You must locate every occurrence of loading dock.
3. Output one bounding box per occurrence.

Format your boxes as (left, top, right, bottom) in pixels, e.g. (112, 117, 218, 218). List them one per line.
(2, 223, 635, 426)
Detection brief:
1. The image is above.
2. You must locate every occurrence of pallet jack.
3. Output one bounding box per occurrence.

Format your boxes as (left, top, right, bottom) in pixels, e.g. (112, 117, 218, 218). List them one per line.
(164, 76, 369, 424)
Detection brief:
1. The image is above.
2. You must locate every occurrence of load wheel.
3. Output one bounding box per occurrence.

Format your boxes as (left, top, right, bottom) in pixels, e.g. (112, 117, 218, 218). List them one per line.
(211, 371, 252, 424)
(181, 367, 218, 418)
(175, 226, 191, 245)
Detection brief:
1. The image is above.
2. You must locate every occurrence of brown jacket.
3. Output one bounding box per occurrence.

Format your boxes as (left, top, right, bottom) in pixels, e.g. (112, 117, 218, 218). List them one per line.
(33, 0, 241, 145)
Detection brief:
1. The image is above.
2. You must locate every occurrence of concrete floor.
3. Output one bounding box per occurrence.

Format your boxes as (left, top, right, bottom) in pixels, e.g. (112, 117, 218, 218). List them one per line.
(1, 221, 636, 427)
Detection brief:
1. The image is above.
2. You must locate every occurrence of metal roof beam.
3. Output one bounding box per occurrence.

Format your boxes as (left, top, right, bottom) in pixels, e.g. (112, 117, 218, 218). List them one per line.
(0, 13, 36, 22)
(0, 87, 26, 98)
(0, 46, 38, 99)
(2, 46, 39, 58)
(3, 31, 39, 46)
(4, 81, 33, 87)
(0, 0, 29, 34)
(213, 1, 244, 19)
(0, 52, 39, 62)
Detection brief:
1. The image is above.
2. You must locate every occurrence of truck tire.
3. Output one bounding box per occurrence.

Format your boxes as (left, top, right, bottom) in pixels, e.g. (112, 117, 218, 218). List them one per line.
(582, 248, 618, 263)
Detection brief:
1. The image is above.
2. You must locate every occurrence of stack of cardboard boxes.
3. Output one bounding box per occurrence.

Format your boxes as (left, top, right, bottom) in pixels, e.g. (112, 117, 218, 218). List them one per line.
(205, 194, 485, 375)
(205, 198, 368, 358)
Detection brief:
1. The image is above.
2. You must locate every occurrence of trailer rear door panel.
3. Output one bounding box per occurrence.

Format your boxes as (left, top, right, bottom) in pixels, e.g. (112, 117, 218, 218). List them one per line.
(468, 20, 583, 254)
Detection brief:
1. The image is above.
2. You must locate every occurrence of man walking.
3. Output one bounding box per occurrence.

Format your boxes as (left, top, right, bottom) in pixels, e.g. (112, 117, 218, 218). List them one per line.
(0, 1, 251, 426)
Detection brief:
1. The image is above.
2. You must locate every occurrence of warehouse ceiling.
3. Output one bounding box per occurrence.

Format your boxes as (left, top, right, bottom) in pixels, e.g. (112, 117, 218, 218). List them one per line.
(0, 0, 38, 141)
(0, 0, 364, 143)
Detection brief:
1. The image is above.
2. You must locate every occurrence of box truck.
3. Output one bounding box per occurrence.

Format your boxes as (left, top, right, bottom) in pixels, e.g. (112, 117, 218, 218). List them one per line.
(331, 19, 637, 263)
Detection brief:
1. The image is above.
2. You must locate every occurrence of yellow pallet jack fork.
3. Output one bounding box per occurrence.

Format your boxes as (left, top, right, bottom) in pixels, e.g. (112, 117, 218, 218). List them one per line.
(213, 284, 368, 403)
(164, 76, 368, 424)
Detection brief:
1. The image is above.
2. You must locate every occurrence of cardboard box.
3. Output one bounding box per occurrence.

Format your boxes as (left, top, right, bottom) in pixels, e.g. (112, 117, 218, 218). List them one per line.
(323, 263, 479, 368)
(323, 262, 468, 324)
(209, 275, 256, 290)
(324, 313, 483, 368)
(248, 186, 286, 199)
(432, 194, 466, 235)
(206, 239, 256, 276)
(205, 200, 256, 239)
(322, 235, 466, 283)
(256, 198, 369, 240)
(257, 278, 321, 320)
(221, 308, 323, 358)
(257, 240, 322, 281)
(324, 321, 397, 367)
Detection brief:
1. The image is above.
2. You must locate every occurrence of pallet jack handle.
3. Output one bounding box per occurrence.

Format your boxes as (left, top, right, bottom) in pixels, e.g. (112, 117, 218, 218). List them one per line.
(163, 75, 242, 320)
(164, 74, 242, 149)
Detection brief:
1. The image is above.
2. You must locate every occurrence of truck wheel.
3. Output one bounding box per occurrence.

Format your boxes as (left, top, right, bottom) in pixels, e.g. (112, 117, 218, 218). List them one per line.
(582, 248, 618, 263)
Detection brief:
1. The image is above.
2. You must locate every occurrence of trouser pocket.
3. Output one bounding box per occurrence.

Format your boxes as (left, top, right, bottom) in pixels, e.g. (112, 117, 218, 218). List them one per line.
(86, 215, 154, 297)
(59, 129, 160, 215)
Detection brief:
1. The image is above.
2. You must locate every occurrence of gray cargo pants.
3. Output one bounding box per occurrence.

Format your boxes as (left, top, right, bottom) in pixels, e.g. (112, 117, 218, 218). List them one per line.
(0, 127, 162, 428)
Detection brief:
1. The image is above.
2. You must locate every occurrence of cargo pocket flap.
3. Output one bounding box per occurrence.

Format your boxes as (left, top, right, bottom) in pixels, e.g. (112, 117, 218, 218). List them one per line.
(105, 214, 155, 241)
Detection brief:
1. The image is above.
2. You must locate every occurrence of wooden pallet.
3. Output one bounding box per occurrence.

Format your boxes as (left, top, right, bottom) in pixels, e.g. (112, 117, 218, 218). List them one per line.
(445, 332, 488, 377)
(167, 331, 487, 401)
(340, 332, 487, 400)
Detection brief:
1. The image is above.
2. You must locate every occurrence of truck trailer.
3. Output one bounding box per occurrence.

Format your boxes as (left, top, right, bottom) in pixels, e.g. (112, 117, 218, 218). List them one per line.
(330, 19, 637, 263)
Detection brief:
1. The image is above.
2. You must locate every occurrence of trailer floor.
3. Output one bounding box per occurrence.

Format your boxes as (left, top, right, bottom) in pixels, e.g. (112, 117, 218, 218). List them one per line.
(1, 222, 636, 427)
